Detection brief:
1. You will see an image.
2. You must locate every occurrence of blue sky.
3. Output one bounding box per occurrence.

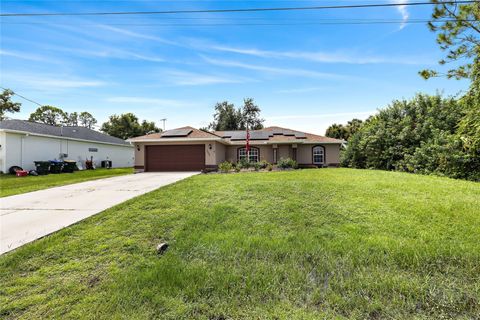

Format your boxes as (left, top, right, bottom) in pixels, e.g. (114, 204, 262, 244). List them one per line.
(0, 0, 470, 134)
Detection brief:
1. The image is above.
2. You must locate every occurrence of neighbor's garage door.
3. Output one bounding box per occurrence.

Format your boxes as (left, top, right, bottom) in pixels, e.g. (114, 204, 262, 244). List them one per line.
(145, 145, 205, 171)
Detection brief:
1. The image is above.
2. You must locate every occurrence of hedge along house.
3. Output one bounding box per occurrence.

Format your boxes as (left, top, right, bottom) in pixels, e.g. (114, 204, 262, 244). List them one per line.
(128, 126, 344, 172)
(0, 119, 134, 173)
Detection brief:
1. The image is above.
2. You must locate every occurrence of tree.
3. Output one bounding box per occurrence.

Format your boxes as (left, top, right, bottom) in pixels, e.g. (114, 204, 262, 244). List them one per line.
(340, 94, 480, 181)
(29, 105, 67, 126)
(78, 111, 97, 129)
(65, 112, 79, 126)
(208, 98, 264, 131)
(326, 123, 348, 140)
(208, 101, 243, 131)
(325, 119, 363, 140)
(140, 119, 161, 135)
(242, 98, 264, 130)
(101, 113, 160, 140)
(0, 89, 21, 120)
(420, 0, 480, 81)
(420, 1, 480, 156)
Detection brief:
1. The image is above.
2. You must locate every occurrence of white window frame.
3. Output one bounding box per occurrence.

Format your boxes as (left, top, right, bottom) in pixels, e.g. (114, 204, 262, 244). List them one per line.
(313, 146, 325, 165)
(238, 147, 259, 162)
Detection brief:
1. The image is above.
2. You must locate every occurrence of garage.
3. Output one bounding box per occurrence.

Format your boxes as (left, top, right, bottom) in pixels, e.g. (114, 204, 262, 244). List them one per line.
(145, 144, 205, 171)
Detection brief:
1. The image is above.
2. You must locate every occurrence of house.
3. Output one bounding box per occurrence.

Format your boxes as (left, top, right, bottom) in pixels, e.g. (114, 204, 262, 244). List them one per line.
(128, 126, 344, 172)
(0, 119, 134, 173)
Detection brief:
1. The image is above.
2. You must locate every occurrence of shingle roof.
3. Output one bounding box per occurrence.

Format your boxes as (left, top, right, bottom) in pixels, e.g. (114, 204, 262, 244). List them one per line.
(216, 126, 344, 144)
(129, 126, 220, 141)
(0, 119, 131, 146)
(128, 125, 343, 144)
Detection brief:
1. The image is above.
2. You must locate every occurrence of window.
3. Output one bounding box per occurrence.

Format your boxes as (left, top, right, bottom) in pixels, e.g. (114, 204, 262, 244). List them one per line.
(238, 147, 259, 162)
(312, 146, 325, 164)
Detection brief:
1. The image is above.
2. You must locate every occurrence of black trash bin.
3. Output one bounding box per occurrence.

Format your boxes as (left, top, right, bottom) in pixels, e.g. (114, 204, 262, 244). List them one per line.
(49, 160, 64, 174)
(62, 160, 78, 173)
(101, 160, 112, 168)
(34, 161, 50, 175)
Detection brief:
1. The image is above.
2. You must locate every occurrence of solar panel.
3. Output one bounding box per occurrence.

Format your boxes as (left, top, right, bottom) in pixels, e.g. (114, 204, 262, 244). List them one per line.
(161, 129, 193, 137)
(230, 131, 247, 140)
(249, 132, 270, 140)
(294, 132, 307, 138)
(229, 131, 270, 140)
(220, 131, 236, 138)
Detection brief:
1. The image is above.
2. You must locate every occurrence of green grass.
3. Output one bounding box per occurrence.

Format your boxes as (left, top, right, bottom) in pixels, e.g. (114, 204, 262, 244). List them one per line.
(0, 168, 133, 197)
(1, 169, 479, 319)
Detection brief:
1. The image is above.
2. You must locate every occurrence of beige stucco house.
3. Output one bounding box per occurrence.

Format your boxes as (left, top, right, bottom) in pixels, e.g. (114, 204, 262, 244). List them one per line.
(128, 126, 343, 172)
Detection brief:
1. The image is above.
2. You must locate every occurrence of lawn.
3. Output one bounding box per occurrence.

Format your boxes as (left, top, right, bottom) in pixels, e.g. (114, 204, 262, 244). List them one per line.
(0, 169, 479, 319)
(0, 168, 133, 197)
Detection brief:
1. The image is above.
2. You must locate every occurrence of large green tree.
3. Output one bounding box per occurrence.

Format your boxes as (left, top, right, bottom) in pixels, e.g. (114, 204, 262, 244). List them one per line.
(29, 105, 67, 126)
(326, 119, 364, 140)
(78, 111, 97, 129)
(208, 98, 264, 131)
(101, 113, 160, 140)
(420, 0, 480, 81)
(65, 112, 79, 126)
(242, 98, 264, 130)
(0, 89, 21, 120)
(420, 0, 480, 154)
(341, 94, 479, 181)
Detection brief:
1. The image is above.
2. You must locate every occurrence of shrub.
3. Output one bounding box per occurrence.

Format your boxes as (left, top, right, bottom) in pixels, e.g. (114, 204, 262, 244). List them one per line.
(252, 162, 261, 171)
(277, 157, 298, 169)
(218, 161, 233, 173)
(266, 163, 273, 171)
(237, 158, 251, 169)
(258, 160, 270, 169)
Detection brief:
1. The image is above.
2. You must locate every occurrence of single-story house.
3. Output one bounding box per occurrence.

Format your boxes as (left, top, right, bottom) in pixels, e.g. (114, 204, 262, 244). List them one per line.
(128, 126, 344, 172)
(0, 119, 134, 173)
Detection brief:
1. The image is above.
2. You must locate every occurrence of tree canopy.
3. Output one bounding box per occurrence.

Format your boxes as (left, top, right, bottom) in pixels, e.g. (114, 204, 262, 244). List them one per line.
(100, 113, 160, 140)
(341, 94, 479, 181)
(420, 0, 480, 81)
(29, 105, 67, 126)
(78, 111, 97, 129)
(208, 98, 264, 131)
(325, 119, 363, 141)
(0, 89, 21, 121)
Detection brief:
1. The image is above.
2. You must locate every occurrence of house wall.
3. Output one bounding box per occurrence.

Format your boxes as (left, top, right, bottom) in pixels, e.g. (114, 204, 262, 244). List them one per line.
(277, 145, 292, 160)
(215, 142, 226, 164)
(0, 131, 8, 173)
(225, 144, 274, 163)
(297, 144, 341, 165)
(2, 132, 134, 172)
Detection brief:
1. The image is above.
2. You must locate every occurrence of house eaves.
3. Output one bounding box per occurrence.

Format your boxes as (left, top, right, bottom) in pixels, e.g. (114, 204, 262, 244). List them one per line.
(0, 129, 134, 148)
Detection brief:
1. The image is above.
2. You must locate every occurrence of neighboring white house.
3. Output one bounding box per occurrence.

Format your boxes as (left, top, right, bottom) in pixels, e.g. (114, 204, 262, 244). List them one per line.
(0, 119, 134, 173)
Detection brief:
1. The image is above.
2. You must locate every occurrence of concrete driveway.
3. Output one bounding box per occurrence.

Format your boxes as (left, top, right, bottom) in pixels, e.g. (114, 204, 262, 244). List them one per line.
(0, 172, 197, 254)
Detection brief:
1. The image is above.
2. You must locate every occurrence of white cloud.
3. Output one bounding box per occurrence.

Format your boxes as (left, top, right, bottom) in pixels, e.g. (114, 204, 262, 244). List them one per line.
(275, 87, 332, 94)
(201, 56, 346, 79)
(4, 73, 107, 90)
(105, 96, 194, 107)
(0, 49, 49, 62)
(98, 25, 178, 46)
(393, 0, 409, 30)
(207, 44, 422, 65)
(166, 70, 249, 86)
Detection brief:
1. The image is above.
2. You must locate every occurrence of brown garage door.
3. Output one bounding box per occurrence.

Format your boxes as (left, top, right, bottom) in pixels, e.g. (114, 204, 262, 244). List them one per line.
(145, 145, 205, 171)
